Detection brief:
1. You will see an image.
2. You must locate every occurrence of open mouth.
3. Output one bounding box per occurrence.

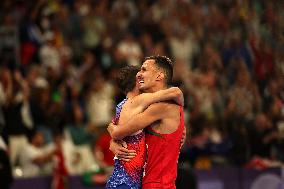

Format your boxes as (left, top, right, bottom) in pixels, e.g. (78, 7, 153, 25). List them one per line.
(137, 76, 144, 84)
(136, 74, 144, 85)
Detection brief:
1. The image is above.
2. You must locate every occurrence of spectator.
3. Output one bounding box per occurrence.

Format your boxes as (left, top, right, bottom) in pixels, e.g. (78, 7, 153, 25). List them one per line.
(64, 103, 97, 175)
(247, 113, 278, 159)
(39, 31, 61, 73)
(0, 0, 284, 173)
(51, 131, 69, 189)
(2, 69, 32, 167)
(19, 130, 54, 177)
(94, 130, 114, 169)
(0, 135, 13, 189)
(86, 71, 115, 129)
(116, 33, 143, 66)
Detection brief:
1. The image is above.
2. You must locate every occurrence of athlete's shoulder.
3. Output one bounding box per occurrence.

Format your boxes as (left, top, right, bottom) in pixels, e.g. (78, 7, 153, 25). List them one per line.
(155, 101, 181, 117)
(146, 101, 176, 115)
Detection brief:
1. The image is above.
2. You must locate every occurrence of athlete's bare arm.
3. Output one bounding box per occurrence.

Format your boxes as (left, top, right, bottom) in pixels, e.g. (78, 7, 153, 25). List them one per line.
(109, 88, 183, 157)
(108, 103, 169, 140)
(132, 87, 183, 113)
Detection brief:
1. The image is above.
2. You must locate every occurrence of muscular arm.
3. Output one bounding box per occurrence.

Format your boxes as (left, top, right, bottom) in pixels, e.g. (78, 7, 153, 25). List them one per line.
(132, 87, 183, 113)
(108, 103, 165, 140)
(108, 88, 183, 157)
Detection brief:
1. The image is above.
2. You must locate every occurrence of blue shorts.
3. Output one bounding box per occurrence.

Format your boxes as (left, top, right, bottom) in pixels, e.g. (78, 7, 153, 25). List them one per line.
(106, 184, 131, 189)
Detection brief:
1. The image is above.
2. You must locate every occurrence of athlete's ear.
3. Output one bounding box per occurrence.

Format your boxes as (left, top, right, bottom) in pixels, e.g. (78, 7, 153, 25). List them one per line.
(156, 72, 165, 81)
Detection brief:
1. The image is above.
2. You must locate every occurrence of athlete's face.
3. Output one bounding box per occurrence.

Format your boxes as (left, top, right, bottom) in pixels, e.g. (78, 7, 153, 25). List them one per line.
(132, 74, 142, 95)
(136, 59, 160, 92)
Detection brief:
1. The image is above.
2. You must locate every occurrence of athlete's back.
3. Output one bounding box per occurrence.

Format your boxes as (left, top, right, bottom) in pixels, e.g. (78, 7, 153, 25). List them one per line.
(106, 96, 146, 189)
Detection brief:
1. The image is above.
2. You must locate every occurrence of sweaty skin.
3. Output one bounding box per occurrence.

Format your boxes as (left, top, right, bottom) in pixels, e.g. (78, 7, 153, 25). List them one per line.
(108, 59, 183, 139)
(106, 85, 184, 189)
(108, 101, 181, 139)
(109, 87, 183, 160)
(108, 58, 185, 189)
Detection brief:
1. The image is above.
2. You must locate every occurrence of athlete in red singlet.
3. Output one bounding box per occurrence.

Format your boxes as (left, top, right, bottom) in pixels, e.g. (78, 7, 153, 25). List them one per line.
(142, 105, 184, 188)
(108, 55, 184, 189)
(107, 65, 183, 189)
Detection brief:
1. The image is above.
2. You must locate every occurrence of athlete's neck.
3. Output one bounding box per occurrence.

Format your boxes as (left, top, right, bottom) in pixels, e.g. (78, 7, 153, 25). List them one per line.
(145, 83, 168, 93)
(127, 91, 139, 99)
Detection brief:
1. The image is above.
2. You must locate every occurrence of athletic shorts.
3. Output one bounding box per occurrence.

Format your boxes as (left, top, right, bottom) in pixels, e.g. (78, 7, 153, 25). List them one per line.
(106, 184, 131, 189)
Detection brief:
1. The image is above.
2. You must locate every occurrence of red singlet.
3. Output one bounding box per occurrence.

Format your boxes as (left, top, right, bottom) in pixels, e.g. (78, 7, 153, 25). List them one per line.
(142, 106, 184, 189)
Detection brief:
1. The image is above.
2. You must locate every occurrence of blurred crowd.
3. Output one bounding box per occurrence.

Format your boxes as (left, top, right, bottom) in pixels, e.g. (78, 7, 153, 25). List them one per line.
(0, 0, 284, 181)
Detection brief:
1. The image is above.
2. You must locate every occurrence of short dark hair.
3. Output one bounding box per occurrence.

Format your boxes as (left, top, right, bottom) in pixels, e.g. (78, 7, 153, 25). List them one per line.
(116, 65, 140, 94)
(27, 129, 41, 142)
(144, 55, 173, 86)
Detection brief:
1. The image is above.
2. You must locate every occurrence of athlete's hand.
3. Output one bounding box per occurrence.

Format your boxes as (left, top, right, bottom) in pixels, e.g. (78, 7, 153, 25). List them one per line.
(172, 87, 184, 106)
(109, 139, 137, 161)
(107, 123, 116, 136)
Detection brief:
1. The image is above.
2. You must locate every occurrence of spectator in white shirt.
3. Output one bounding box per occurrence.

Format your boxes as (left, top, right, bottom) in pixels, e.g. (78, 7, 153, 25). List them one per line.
(19, 130, 54, 177)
